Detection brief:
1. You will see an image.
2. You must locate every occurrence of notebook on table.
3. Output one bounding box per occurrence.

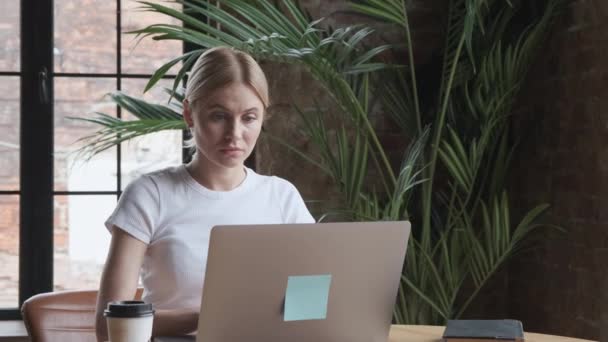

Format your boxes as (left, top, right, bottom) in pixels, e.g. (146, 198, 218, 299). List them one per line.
(442, 319, 525, 342)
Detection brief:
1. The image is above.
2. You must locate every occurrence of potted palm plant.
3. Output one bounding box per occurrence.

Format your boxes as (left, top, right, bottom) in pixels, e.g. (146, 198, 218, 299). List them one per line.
(76, 0, 564, 324)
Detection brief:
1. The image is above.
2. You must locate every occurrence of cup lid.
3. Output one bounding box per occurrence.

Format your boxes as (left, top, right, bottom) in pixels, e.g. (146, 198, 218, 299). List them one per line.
(104, 300, 154, 318)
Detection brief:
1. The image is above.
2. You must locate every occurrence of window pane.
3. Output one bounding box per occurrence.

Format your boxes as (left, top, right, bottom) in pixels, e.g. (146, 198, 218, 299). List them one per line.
(54, 78, 118, 191)
(121, 0, 182, 75)
(0, 77, 19, 190)
(0, 195, 19, 308)
(54, 0, 117, 73)
(120, 79, 182, 188)
(0, 1, 19, 71)
(54, 195, 114, 291)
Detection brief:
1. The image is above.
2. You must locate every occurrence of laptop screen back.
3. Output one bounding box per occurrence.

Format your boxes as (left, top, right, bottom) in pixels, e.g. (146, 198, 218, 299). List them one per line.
(196, 221, 411, 342)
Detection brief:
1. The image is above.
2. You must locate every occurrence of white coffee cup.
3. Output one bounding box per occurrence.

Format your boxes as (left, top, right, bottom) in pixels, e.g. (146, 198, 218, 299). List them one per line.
(104, 300, 154, 342)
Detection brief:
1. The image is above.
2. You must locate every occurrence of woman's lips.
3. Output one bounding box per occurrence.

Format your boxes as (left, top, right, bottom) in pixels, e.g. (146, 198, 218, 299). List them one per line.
(219, 148, 244, 156)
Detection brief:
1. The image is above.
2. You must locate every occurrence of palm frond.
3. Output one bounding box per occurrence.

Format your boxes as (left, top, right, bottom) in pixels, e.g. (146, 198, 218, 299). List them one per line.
(350, 0, 406, 28)
(386, 128, 430, 220)
(108, 91, 183, 120)
(293, 102, 372, 214)
(70, 91, 185, 158)
(455, 192, 553, 318)
(351, 0, 422, 134)
(144, 50, 202, 93)
(377, 69, 418, 136)
(72, 115, 186, 158)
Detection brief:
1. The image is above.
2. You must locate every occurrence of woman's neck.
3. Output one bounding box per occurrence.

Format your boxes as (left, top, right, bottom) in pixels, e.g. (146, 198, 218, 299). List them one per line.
(186, 154, 247, 191)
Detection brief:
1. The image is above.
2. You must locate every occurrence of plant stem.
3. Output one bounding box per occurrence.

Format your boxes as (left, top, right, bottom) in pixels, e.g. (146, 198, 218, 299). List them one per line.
(400, 2, 422, 134)
(347, 79, 397, 186)
(455, 251, 508, 318)
(421, 32, 467, 249)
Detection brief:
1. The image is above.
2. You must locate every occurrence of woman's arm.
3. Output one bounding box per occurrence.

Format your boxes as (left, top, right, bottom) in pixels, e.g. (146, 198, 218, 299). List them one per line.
(95, 227, 199, 342)
(95, 227, 147, 341)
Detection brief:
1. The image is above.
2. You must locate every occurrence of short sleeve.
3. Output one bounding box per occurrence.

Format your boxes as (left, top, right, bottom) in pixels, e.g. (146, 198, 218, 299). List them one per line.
(105, 175, 160, 244)
(273, 177, 315, 223)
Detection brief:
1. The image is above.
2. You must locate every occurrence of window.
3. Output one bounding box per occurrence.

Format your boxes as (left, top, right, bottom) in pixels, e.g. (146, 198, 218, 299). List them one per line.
(0, 0, 186, 319)
(0, 0, 20, 313)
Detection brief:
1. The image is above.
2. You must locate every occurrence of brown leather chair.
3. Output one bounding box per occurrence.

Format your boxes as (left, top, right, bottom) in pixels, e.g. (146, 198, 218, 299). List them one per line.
(21, 288, 143, 342)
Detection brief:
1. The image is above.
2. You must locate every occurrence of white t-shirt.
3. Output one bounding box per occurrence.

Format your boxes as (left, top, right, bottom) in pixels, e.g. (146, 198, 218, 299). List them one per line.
(105, 164, 315, 311)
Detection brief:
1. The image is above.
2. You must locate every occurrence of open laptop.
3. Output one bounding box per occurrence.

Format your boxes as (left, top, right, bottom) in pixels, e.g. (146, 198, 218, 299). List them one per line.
(194, 221, 411, 342)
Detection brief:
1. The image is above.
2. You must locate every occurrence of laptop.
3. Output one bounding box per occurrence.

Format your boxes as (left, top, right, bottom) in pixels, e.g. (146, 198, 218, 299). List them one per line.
(194, 221, 411, 342)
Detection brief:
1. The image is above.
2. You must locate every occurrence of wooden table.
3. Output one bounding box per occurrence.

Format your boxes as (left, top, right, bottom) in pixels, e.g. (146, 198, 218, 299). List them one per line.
(9, 318, 593, 342)
(155, 325, 596, 342)
(388, 325, 596, 342)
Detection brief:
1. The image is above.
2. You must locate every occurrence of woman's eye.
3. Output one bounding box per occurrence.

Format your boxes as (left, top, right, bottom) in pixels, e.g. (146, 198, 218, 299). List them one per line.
(210, 112, 226, 121)
(243, 115, 257, 122)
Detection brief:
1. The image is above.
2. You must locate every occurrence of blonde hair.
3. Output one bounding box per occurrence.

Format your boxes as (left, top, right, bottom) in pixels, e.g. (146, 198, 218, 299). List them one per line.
(184, 47, 269, 150)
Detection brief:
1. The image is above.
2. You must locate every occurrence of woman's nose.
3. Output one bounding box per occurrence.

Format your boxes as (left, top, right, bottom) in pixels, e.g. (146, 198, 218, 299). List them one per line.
(224, 120, 241, 140)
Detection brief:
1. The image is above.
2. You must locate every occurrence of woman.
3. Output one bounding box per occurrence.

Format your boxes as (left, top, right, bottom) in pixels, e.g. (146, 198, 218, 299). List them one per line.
(95, 47, 314, 341)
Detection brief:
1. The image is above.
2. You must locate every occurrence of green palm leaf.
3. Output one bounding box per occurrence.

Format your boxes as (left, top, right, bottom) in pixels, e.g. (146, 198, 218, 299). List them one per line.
(350, 0, 406, 27)
(455, 192, 553, 318)
(70, 91, 185, 157)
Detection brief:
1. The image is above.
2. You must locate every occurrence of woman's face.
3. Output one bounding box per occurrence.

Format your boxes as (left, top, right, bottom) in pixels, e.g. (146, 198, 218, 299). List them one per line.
(184, 82, 265, 170)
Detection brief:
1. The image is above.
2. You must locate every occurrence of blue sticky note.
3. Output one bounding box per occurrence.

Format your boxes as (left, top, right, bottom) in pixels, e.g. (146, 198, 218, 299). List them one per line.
(284, 274, 332, 321)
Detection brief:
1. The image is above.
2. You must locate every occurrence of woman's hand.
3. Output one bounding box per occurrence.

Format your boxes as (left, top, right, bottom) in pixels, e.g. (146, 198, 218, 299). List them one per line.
(151, 307, 200, 337)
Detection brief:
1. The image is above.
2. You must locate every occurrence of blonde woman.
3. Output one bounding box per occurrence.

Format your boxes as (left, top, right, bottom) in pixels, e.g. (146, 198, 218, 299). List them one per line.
(95, 47, 314, 341)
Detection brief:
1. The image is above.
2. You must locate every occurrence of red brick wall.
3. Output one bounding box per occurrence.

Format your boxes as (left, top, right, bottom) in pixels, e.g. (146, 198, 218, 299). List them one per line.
(257, 0, 446, 212)
(0, 197, 18, 254)
(0, 1, 20, 257)
(508, 1, 608, 340)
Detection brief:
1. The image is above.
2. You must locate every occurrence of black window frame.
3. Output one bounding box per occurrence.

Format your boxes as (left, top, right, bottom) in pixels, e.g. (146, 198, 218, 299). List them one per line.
(0, 0, 198, 320)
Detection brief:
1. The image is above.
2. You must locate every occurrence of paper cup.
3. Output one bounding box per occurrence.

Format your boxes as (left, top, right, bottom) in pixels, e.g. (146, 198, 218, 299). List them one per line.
(104, 300, 154, 342)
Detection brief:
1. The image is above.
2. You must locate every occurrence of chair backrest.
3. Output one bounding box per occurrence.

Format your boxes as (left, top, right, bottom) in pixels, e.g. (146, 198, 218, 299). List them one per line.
(21, 288, 143, 342)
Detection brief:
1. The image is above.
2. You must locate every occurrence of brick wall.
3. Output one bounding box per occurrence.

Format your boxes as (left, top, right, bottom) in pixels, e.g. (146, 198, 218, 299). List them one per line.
(0, 1, 21, 258)
(508, 1, 608, 340)
(262, 1, 607, 340)
(256, 0, 445, 215)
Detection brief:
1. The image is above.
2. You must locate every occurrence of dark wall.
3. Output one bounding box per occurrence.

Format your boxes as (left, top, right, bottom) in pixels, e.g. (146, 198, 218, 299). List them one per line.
(508, 1, 608, 340)
(259, 0, 605, 340)
(256, 0, 445, 216)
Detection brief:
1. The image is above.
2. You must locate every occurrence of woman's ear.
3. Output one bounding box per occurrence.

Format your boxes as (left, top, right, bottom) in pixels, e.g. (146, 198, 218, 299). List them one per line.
(183, 99, 194, 128)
